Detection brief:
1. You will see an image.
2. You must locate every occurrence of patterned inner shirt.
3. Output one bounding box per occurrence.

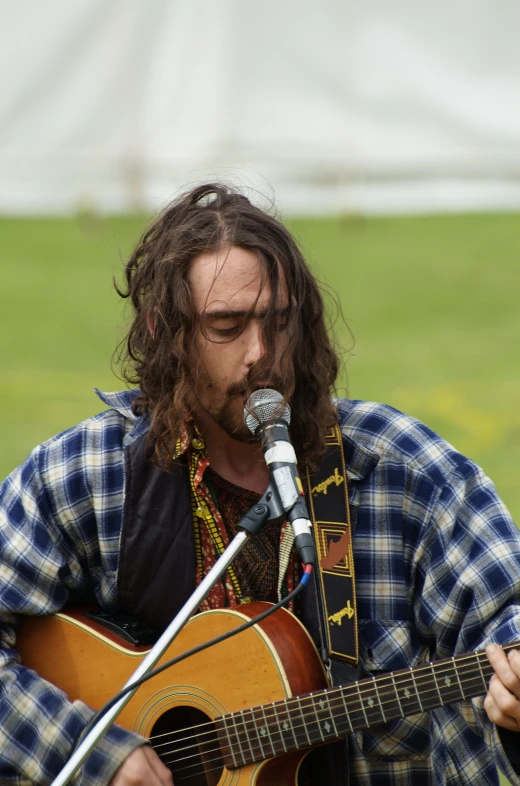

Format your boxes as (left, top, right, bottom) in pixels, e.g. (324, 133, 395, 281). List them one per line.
(204, 466, 285, 603)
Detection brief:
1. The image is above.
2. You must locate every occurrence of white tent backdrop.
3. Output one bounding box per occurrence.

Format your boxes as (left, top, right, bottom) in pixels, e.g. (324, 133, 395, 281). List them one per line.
(1, 0, 519, 215)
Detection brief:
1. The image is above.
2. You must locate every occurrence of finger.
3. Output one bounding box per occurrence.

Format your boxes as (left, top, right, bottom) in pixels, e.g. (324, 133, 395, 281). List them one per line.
(110, 746, 167, 785)
(484, 685, 520, 731)
(142, 746, 174, 785)
(486, 644, 520, 699)
(508, 648, 520, 680)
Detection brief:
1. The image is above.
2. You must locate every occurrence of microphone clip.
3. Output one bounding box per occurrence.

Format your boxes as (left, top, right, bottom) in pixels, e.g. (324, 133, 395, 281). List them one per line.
(237, 481, 285, 539)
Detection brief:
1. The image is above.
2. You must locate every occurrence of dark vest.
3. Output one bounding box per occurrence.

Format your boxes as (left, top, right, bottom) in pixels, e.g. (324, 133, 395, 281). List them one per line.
(117, 433, 196, 632)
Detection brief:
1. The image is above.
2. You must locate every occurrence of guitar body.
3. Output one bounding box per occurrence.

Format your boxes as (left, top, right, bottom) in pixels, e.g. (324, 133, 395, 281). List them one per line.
(17, 603, 327, 785)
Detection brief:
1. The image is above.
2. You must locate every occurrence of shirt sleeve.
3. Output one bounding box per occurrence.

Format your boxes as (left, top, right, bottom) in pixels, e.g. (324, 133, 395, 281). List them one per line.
(415, 459, 520, 784)
(0, 445, 147, 785)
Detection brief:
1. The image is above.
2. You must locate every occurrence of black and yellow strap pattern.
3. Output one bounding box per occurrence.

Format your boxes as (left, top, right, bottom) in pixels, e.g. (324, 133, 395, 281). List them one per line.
(305, 424, 358, 665)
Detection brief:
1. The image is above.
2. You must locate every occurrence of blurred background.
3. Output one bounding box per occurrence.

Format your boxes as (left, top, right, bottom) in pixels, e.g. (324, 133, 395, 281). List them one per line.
(0, 16, 520, 508)
(0, 1, 519, 781)
(2, 1, 519, 502)
(1, 0, 519, 495)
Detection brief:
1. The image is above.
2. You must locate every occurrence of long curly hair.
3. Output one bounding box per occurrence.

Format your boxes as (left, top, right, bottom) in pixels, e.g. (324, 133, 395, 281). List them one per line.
(115, 183, 341, 469)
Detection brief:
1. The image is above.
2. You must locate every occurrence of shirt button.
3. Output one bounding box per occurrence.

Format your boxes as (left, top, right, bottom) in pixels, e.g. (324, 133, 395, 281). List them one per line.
(196, 506, 205, 517)
(192, 438, 204, 450)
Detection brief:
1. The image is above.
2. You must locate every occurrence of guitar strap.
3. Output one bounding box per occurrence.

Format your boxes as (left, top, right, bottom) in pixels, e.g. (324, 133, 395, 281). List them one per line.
(304, 424, 358, 666)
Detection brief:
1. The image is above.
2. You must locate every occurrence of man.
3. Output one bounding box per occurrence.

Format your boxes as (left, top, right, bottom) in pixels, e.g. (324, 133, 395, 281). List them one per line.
(1, 183, 520, 785)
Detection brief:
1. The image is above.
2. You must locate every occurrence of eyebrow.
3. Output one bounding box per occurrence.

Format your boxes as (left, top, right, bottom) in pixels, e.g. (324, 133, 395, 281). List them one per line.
(202, 306, 290, 320)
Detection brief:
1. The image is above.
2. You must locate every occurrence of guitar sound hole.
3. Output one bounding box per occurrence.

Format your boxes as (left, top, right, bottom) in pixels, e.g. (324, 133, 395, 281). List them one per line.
(150, 706, 224, 786)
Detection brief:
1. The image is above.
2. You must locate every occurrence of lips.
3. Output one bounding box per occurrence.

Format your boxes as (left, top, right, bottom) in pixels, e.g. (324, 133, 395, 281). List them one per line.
(238, 385, 268, 404)
(235, 382, 276, 404)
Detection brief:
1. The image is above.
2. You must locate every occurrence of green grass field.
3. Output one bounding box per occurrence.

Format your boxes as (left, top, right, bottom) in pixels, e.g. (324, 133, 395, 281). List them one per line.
(2, 211, 519, 522)
(1, 211, 519, 784)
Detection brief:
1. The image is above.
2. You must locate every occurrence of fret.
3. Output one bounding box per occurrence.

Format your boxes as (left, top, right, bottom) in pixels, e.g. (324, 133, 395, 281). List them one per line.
(341, 681, 377, 729)
(476, 653, 489, 692)
(312, 692, 338, 742)
(337, 684, 354, 733)
(283, 698, 300, 749)
(245, 707, 264, 763)
(452, 657, 466, 700)
(416, 666, 441, 712)
(438, 663, 464, 704)
(297, 693, 318, 745)
(240, 708, 257, 765)
(273, 702, 288, 753)
(229, 710, 247, 767)
(372, 675, 387, 723)
(220, 715, 238, 769)
(373, 672, 418, 724)
(259, 704, 278, 758)
(430, 662, 443, 705)
(361, 679, 392, 726)
(309, 694, 326, 742)
(391, 671, 421, 717)
(323, 691, 340, 738)
(390, 671, 405, 718)
(457, 658, 487, 701)
(409, 666, 425, 712)
(290, 697, 310, 749)
(355, 681, 372, 727)
(250, 706, 268, 760)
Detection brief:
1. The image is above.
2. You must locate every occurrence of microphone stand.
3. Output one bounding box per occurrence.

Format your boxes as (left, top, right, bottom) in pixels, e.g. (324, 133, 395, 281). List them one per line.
(51, 488, 284, 786)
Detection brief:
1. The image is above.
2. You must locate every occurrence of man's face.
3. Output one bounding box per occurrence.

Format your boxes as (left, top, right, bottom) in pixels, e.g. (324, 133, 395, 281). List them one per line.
(188, 246, 289, 441)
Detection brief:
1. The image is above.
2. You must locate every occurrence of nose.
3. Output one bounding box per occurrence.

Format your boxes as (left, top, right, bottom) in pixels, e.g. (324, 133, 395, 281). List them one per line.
(244, 319, 266, 367)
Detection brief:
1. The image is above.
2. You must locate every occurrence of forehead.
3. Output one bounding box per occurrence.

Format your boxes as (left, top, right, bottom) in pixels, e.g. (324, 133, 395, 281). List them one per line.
(188, 246, 288, 312)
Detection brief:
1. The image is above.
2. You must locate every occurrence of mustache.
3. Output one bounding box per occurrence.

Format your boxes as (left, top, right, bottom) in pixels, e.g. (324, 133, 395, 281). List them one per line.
(227, 372, 286, 400)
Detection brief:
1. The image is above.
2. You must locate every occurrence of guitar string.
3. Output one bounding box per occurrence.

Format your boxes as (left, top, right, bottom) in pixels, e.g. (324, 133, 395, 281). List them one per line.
(156, 661, 491, 764)
(147, 651, 502, 764)
(160, 651, 490, 781)
(146, 657, 498, 778)
(157, 664, 497, 782)
(145, 645, 503, 753)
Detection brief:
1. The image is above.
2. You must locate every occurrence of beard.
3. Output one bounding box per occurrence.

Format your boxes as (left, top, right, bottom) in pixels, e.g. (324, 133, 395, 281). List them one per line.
(195, 374, 256, 443)
(195, 371, 286, 443)
(209, 396, 257, 442)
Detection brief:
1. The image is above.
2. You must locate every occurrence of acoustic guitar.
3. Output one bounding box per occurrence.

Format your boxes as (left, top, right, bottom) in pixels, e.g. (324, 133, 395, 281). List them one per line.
(17, 603, 513, 785)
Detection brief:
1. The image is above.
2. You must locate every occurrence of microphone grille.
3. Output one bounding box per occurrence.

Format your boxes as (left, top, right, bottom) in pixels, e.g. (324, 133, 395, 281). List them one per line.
(244, 388, 291, 435)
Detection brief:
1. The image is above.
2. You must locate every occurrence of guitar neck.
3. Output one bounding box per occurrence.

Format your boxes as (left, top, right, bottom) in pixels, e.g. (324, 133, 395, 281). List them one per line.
(216, 642, 518, 768)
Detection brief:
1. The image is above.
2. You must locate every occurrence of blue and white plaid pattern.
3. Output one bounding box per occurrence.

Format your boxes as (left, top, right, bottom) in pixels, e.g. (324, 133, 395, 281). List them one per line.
(0, 389, 519, 785)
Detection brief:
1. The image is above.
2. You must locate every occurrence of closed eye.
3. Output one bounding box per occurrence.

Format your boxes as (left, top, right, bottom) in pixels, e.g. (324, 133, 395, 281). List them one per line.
(202, 316, 245, 341)
(212, 325, 241, 336)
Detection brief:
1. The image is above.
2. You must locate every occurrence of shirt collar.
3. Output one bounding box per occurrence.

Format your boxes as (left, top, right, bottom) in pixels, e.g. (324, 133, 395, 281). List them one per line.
(95, 387, 140, 420)
(95, 387, 150, 445)
(172, 416, 206, 460)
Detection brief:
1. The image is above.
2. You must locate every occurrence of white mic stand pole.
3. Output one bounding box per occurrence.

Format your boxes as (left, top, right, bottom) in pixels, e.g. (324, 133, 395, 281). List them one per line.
(51, 492, 282, 786)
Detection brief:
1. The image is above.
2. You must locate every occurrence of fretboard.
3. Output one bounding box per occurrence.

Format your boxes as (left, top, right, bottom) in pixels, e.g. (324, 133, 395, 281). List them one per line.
(216, 642, 519, 769)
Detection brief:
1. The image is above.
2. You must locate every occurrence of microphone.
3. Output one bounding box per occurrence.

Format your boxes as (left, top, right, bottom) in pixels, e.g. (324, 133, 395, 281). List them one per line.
(244, 389, 315, 565)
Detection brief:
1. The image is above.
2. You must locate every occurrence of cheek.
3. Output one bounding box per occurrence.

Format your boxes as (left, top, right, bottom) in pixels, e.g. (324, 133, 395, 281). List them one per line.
(198, 342, 235, 382)
(193, 328, 247, 385)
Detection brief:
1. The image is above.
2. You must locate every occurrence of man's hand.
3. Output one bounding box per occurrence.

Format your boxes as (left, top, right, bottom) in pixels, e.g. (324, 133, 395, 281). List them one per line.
(110, 746, 173, 785)
(484, 644, 520, 731)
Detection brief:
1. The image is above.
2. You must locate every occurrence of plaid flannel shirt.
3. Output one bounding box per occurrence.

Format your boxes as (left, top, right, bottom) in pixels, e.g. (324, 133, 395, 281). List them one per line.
(0, 388, 520, 785)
